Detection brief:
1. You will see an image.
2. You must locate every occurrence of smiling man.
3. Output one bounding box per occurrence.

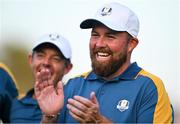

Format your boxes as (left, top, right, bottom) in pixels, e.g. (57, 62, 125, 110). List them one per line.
(35, 2, 174, 123)
(10, 33, 72, 123)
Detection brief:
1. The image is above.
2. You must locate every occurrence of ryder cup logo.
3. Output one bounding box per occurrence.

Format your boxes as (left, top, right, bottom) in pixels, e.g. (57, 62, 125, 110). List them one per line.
(49, 34, 60, 41)
(101, 6, 112, 16)
(117, 99, 129, 112)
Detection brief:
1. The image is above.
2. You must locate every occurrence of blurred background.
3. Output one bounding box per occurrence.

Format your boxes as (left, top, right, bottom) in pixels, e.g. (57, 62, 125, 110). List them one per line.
(0, 0, 179, 122)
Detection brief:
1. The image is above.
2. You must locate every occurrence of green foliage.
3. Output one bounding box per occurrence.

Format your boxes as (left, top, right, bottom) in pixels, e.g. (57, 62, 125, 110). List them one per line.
(1, 43, 33, 94)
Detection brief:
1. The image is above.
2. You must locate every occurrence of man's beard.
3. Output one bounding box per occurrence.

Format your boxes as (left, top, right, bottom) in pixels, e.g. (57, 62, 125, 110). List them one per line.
(90, 47, 127, 78)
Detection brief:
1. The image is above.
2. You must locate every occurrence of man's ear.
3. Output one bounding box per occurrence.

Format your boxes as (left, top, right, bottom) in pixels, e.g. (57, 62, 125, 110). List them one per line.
(28, 53, 33, 68)
(128, 38, 139, 53)
(64, 63, 73, 75)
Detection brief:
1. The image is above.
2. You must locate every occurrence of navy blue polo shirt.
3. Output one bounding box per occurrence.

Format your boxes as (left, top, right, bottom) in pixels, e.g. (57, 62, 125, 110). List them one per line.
(0, 64, 18, 123)
(10, 89, 42, 123)
(59, 62, 173, 123)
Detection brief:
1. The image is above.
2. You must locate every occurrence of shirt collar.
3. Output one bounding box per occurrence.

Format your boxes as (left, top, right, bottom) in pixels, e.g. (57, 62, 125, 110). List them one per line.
(117, 62, 142, 80)
(20, 88, 38, 105)
(86, 62, 142, 81)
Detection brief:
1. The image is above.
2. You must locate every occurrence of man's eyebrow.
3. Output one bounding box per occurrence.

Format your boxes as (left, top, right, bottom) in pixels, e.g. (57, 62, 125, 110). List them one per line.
(91, 30, 98, 33)
(35, 49, 44, 53)
(107, 30, 125, 35)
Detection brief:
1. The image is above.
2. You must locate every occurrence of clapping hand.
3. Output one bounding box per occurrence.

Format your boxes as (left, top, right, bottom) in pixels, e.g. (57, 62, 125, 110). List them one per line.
(67, 92, 112, 123)
(34, 68, 64, 116)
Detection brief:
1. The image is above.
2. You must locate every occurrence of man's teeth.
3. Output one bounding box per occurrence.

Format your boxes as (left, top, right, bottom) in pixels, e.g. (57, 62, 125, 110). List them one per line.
(97, 52, 109, 57)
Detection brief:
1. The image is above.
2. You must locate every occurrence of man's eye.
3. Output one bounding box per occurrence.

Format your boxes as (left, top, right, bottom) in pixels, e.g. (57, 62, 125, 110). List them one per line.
(52, 57, 61, 62)
(37, 53, 44, 57)
(91, 33, 99, 37)
(108, 35, 116, 39)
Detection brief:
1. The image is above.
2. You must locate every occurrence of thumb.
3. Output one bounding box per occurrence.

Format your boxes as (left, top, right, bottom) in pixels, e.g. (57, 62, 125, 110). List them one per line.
(34, 81, 41, 98)
(90, 91, 98, 104)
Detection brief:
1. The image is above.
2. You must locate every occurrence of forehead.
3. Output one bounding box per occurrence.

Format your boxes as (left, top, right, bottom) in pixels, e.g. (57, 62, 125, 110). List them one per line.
(92, 24, 126, 35)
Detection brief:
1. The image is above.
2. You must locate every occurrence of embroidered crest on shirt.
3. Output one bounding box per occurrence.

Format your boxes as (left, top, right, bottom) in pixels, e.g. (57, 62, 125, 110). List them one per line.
(117, 99, 129, 112)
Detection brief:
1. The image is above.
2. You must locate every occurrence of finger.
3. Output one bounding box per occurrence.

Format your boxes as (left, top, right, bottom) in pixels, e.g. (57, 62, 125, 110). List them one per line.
(39, 69, 53, 89)
(38, 82, 47, 91)
(34, 71, 42, 94)
(41, 69, 50, 81)
(34, 81, 41, 97)
(69, 111, 84, 122)
(34, 70, 52, 95)
(56, 81, 64, 95)
(67, 104, 97, 123)
(43, 81, 49, 87)
(67, 104, 85, 118)
(90, 91, 98, 104)
(45, 68, 53, 85)
(68, 98, 87, 112)
(35, 71, 42, 85)
(90, 92, 100, 115)
(73, 96, 93, 108)
(37, 85, 55, 102)
(35, 69, 47, 88)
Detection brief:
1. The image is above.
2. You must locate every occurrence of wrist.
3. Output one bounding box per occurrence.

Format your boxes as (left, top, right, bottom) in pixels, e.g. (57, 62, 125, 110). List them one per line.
(44, 113, 60, 119)
(41, 113, 60, 123)
(96, 115, 113, 124)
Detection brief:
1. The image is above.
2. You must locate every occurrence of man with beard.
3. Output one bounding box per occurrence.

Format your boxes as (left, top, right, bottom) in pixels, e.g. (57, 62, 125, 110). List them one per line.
(35, 2, 174, 123)
(10, 33, 72, 123)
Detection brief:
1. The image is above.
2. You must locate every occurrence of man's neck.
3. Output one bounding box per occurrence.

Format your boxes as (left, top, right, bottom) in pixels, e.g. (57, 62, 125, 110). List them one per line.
(103, 61, 131, 81)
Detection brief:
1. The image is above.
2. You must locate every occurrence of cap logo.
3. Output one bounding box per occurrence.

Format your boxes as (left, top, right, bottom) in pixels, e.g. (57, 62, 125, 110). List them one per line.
(101, 6, 112, 16)
(49, 34, 60, 41)
(116, 99, 129, 112)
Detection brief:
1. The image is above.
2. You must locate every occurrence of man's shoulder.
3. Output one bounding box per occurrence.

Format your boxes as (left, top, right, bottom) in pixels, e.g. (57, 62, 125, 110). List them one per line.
(138, 69, 162, 83)
(70, 71, 91, 80)
(0, 63, 19, 98)
(137, 69, 166, 91)
(65, 71, 92, 87)
(0, 63, 14, 78)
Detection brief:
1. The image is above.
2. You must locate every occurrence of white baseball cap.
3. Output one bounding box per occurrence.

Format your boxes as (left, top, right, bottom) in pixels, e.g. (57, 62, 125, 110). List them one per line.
(33, 33, 72, 59)
(80, 2, 139, 38)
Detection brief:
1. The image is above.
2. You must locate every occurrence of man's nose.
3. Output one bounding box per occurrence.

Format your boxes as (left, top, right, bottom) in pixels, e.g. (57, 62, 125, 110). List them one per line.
(96, 37, 106, 47)
(42, 58, 51, 67)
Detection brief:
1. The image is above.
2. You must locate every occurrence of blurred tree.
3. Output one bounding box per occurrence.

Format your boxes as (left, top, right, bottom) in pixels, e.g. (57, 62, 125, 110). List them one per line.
(1, 43, 33, 95)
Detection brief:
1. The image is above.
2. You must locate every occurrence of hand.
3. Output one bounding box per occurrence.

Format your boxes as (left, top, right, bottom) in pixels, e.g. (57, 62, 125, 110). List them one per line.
(34, 68, 64, 115)
(67, 92, 112, 123)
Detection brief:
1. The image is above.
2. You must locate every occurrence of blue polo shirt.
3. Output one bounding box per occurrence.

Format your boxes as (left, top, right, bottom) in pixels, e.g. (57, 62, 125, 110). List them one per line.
(10, 89, 42, 123)
(59, 62, 174, 123)
(0, 63, 18, 123)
